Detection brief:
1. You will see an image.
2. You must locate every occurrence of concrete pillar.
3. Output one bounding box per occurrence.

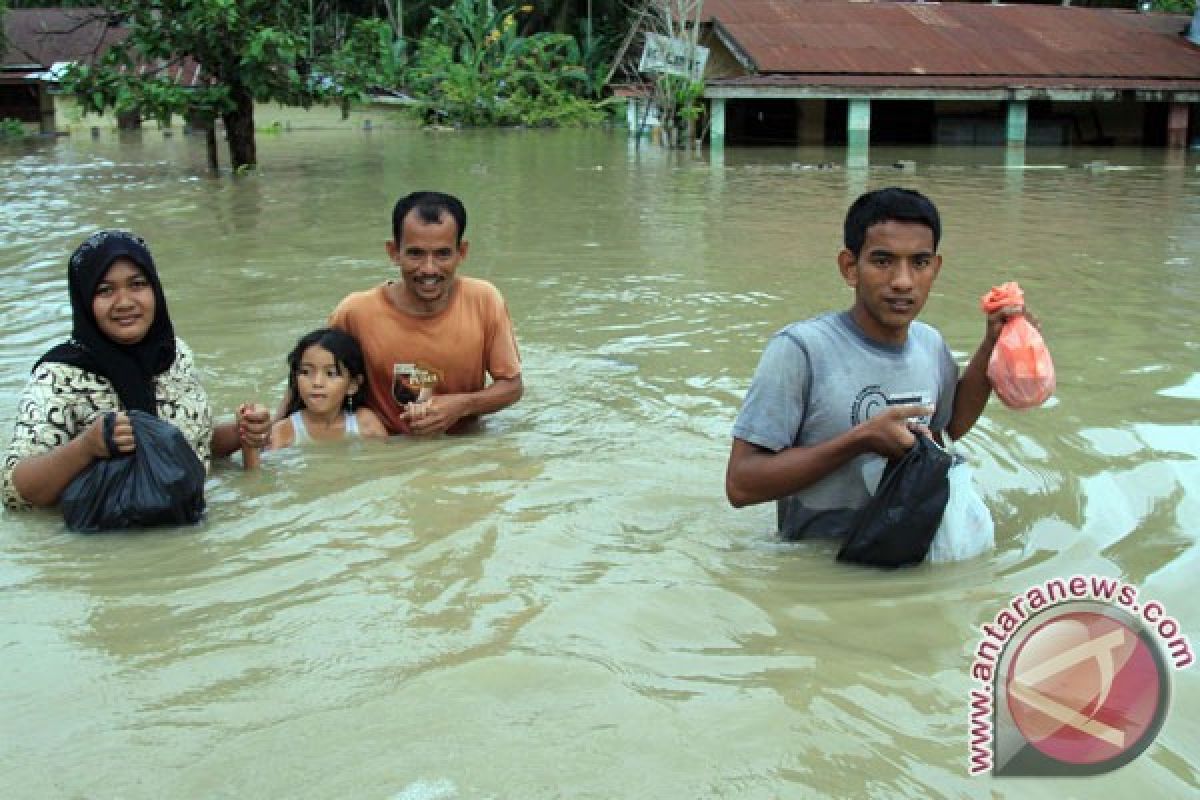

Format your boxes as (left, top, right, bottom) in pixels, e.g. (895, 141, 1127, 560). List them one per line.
(709, 98, 726, 157)
(846, 98, 870, 167)
(1006, 100, 1028, 148)
(1004, 146, 1025, 198)
(1004, 145, 1025, 171)
(1167, 102, 1189, 150)
(847, 98, 870, 150)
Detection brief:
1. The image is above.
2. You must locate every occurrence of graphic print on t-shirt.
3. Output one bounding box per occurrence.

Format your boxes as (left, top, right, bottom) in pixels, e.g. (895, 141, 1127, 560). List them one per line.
(391, 362, 441, 407)
(853, 386, 933, 494)
(850, 385, 933, 427)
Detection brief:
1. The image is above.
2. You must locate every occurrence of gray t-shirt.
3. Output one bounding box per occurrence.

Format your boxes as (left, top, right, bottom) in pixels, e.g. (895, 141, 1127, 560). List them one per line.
(732, 311, 959, 539)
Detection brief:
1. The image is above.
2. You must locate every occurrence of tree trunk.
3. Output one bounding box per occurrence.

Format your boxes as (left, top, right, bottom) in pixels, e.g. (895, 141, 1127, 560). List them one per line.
(205, 123, 219, 173)
(552, 0, 573, 34)
(222, 85, 258, 171)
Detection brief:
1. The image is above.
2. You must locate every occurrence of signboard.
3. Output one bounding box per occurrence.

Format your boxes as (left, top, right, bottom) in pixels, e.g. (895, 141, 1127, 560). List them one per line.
(639, 33, 709, 80)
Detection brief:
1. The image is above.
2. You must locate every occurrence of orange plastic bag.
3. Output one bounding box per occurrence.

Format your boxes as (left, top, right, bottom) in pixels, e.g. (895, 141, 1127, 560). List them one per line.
(980, 282, 1055, 409)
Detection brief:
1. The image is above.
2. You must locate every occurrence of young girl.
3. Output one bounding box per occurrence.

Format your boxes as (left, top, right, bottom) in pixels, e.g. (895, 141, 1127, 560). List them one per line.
(268, 328, 388, 450)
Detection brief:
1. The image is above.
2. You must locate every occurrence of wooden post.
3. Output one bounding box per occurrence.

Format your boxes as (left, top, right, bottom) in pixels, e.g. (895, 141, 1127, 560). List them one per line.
(38, 86, 57, 134)
(1166, 102, 1189, 150)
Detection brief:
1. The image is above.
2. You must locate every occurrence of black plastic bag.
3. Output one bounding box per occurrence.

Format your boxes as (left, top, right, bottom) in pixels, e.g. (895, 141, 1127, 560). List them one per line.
(837, 433, 952, 568)
(61, 410, 206, 532)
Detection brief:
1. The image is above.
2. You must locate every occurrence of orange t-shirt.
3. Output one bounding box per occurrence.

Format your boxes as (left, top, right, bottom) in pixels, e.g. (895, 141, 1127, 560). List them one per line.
(329, 277, 521, 434)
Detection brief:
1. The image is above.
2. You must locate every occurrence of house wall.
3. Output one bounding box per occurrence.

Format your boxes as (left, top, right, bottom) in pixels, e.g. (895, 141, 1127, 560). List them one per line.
(932, 100, 1009, 146)
(724, 99, 799, 144)
(928, 99, 1152, 146)
(714, 94, 1174, 148)
(1043, 99, 1146, 145)
(700, 29, 748, 81)
(51, 97, 417, 135)
(935, 98, 1158, 146)
(797, 99, 825, 145)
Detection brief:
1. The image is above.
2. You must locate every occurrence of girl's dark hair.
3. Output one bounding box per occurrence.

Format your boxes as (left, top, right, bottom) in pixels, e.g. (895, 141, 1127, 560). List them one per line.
(283, 328, 369, 417)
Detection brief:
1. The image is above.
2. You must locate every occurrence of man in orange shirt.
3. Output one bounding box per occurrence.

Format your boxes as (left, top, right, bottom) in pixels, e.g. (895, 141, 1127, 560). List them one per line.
(329, 191, 523, 435)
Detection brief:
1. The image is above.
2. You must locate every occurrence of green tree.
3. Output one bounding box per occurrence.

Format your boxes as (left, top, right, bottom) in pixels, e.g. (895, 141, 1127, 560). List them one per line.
(63, 2, 399, 171)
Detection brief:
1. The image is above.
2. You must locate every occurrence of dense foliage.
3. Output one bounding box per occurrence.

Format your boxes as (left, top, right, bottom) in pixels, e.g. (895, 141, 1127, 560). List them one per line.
(403, 0, 602, 127)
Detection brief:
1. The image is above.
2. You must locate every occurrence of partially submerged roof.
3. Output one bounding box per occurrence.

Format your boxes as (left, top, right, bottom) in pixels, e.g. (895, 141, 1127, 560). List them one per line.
(702, 1, 1200, 93)
(2, 8, 205, 87)
(2, 8, 118, 70)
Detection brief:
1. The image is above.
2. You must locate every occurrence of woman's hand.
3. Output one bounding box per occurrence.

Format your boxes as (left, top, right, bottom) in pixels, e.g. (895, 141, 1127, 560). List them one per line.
(11, 411, 133, 507)
(210, 403, 271, 459)
(82, 411, 134, 459)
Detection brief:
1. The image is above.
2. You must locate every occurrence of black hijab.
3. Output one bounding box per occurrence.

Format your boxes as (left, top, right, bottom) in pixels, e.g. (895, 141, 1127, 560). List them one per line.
(35, 231, 177, 415)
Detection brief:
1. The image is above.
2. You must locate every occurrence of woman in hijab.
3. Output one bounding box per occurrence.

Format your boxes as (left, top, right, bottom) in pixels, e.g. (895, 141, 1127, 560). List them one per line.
(2, 231, 270, 511)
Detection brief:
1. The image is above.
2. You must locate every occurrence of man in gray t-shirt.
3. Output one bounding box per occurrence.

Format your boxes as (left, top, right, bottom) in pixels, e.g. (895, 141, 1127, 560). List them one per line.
(726, 188, 1023, 540)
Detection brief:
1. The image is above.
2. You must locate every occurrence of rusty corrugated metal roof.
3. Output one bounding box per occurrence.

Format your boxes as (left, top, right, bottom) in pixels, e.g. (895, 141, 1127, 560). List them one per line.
(703, 1, 1200, 85)
(705, 73, 1200, 92)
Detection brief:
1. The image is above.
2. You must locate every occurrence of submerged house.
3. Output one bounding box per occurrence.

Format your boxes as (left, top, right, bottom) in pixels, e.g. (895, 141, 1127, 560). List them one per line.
(0, 8, 121, 133)
(697, 1, 1200, 151)
(1, 8, 212, 134)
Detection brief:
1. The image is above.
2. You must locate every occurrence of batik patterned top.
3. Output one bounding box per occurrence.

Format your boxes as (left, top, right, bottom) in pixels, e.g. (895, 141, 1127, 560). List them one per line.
(2, 338, 213, 511)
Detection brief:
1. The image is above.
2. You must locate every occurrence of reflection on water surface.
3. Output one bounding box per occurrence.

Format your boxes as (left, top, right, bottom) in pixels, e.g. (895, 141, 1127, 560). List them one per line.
(1, 129, 1197, 798)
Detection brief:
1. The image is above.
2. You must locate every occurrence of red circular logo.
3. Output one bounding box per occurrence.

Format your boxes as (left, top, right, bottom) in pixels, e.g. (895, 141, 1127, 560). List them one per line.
(1005, 610, 1163, 766)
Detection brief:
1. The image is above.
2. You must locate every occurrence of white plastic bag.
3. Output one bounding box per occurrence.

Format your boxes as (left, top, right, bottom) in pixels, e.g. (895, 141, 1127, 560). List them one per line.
(927, 444, 994, 563)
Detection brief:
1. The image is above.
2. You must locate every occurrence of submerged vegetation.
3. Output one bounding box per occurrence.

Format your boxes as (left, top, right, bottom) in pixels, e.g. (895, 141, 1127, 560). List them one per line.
(0, 118, 27, 139)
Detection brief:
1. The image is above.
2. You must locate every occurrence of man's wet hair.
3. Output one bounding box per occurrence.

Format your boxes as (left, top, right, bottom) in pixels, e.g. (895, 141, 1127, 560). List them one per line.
(843, 187, 941, 257)
(392, 191, 468, 245)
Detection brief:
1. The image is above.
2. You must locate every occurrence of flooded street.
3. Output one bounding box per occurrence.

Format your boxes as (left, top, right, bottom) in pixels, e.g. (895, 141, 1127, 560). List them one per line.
(2, 126, 1198, 798)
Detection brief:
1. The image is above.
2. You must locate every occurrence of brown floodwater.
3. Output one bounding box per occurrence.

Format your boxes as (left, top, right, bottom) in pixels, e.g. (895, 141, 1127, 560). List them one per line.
(1, 125, 1197, 798)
